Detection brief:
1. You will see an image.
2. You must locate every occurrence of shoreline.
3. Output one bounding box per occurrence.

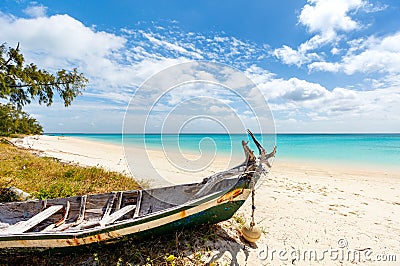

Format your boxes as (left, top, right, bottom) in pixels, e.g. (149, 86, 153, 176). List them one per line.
(44, 133, 400, 175)
(17, 134, 400, 180)
(10, 134, 400, 265)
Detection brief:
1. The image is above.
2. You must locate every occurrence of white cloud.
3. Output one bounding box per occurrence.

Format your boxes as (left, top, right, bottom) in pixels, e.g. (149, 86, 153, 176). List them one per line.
(122, 27, 267, 68)
(246, 66, 328, 101)
(274, 0, 384, 67)
(331, 47, 341, 55)
(308, 61, 341, 72)
(342, 32, 400, 74)
(23, 4, 48, 18)
(273, 45, 308, 67)
(141, 31, 203, 59)
(0, 13, 191, 99)
(309, 32, 400, 74)
(258, 77, 329, 102)
(362, 2, 388, 13)
(245, 65, 400, 132)
(0, 13, 126, 70)
(299, 0, 364, 36)
(273, 32, 337, 66)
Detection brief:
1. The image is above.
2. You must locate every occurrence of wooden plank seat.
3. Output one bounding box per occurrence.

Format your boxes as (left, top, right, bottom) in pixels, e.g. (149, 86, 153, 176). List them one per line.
(99, 204, 136, 227)
(77, 204, 136, 230)
(2, 205, 64, 234)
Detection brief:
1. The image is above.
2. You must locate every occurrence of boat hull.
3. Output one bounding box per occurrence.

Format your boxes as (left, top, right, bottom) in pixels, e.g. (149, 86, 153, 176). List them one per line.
(0, 185, 250, 253)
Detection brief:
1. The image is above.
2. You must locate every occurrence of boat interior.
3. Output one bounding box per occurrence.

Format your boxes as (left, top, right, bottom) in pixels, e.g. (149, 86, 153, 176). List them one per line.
(0, 163, 246, 235)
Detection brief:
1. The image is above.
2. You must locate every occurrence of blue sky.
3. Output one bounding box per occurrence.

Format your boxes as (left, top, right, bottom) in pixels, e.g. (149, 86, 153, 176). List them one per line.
(1, 0, 399, 133)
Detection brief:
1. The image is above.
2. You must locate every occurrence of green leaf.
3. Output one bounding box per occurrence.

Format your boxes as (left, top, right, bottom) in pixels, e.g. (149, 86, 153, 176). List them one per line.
(166, 254, 175, 262)
(0, 42, 88, 109)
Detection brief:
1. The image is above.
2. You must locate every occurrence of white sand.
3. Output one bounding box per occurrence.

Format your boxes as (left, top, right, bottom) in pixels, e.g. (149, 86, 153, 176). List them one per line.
(13, 135, 400, 265)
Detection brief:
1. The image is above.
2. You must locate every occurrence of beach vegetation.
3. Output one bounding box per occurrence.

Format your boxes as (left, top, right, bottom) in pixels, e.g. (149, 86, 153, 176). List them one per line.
(232, 214, 246, 226)
(0, 141, 140, 200)
(0, 103, 43, 136)
(0, 42, 88, 136)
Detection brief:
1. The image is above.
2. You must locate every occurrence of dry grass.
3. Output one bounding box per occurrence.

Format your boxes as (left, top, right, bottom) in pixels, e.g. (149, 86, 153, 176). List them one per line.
(0, 141, 140, 199)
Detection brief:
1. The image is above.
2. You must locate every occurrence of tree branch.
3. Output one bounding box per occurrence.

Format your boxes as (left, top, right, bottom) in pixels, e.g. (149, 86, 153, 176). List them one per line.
(1, 43, 19, 68)
(8, 81, 71, 88)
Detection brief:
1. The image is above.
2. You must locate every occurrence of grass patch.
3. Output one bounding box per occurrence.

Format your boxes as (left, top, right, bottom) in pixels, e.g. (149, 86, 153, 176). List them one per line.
(232, 214, 246, 227)
(0, 141, 140, 200)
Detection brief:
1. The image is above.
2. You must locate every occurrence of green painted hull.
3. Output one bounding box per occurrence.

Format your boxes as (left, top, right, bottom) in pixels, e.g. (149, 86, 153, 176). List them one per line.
(127, 200, 245, 239)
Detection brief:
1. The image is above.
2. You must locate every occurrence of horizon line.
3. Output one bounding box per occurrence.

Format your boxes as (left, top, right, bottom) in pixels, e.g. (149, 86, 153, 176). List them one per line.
(43, 132, 400, 135)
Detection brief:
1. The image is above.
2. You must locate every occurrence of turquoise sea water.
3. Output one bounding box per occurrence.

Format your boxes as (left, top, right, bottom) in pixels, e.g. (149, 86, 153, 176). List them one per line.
(48, 133, 400, 170)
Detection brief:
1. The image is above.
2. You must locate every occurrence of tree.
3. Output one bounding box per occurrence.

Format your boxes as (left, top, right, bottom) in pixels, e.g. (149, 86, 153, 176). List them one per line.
(0, 43, 88, 109)
(0, 103, 43, 135)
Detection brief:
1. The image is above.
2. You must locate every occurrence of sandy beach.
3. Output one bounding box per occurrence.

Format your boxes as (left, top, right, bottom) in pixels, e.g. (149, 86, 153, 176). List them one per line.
(13, 135, 400, 265)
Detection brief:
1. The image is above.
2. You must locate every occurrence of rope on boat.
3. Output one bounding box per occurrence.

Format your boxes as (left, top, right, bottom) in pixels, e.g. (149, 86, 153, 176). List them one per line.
(250, 175, 256, 227)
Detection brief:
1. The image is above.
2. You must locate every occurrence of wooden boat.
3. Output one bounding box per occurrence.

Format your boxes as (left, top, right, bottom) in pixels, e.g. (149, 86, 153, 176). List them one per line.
(0, 131, 276, 252)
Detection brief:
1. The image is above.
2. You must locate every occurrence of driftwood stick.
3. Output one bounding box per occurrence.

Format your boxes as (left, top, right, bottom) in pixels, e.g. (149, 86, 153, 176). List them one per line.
(265, 146, 277, 159)
(247, 129, 265, 155)
(242, 140, 256, 163)
(247, 129, 277, 167)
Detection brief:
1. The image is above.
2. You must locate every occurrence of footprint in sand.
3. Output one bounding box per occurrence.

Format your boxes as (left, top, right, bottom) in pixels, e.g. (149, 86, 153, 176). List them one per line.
(329, 203, 348, 208)
(372, 197, 385, 202)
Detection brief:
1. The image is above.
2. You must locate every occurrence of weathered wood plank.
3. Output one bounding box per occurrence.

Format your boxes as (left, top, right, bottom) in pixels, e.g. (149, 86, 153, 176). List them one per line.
(115, 191, 123, 212)
(50, 196, 87, 232)
(134, 190, 142, 218)
(100, 205, 136, 227)
(2, 205, 63, 234)
(42, 202, 70, 232)
(102, 193, 117, 219)
(75, 204, 136, 230)
(76, 195, 87, 225)
(56, 201, 70, 227)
